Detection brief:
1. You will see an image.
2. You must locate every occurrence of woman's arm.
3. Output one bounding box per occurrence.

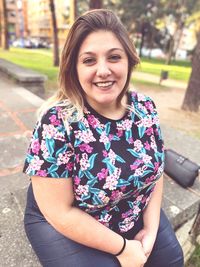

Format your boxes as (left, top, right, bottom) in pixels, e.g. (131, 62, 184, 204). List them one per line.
(31, 176, 147, 267)
(134, 175, 163, 257)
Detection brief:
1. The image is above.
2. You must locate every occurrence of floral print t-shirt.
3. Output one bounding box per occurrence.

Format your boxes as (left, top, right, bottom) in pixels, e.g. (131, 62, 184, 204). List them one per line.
(23, 91, 165, 235)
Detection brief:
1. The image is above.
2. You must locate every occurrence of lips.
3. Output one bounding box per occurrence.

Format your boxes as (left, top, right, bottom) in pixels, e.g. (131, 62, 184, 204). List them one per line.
(94, 81, 115, 88)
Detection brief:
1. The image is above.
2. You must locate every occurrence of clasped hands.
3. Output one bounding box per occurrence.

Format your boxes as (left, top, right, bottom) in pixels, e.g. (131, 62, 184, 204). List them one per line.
(116, 228, 156, 267)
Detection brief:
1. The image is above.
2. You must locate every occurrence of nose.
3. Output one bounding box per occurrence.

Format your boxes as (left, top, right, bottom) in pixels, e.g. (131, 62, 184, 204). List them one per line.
(96, 60, 111, 78)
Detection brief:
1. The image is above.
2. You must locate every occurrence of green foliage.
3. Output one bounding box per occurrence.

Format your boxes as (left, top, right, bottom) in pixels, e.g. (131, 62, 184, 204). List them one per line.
(186, 244, 200, 267)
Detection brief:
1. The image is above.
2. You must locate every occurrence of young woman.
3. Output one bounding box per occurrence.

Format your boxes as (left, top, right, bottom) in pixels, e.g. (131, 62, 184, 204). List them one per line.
(23, 9, 184, 267)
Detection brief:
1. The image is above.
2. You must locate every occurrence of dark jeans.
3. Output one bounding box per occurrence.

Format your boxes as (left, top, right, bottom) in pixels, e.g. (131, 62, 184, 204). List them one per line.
(24, 184, 184, 267)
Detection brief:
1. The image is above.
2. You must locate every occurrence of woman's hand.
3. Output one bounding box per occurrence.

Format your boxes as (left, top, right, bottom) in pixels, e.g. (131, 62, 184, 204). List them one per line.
(116, 239, 147, 267)
(134, 228, 156, 259)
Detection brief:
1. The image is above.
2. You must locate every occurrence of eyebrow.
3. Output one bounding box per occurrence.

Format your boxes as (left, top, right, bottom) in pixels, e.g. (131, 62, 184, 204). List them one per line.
(79, 48, 125, 58)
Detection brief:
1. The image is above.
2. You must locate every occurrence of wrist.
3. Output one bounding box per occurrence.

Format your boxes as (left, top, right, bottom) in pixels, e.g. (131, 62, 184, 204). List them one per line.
(114, 236, 126, 257)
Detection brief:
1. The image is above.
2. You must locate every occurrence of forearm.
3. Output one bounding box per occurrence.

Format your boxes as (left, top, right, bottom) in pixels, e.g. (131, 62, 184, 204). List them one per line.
(143, 175, 163, 234)
(47, 205, 124, 255)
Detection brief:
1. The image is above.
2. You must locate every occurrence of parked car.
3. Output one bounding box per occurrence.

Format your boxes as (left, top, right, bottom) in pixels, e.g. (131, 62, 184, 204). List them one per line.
(11, 38, 50, 49)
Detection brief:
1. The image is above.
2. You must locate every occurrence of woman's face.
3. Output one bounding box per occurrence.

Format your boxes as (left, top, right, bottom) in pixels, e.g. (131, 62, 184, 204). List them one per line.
(77, 30, 128, 111)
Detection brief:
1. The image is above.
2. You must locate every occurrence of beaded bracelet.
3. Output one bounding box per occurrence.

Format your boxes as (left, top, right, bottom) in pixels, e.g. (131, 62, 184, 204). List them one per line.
(114, 236, 126, 257)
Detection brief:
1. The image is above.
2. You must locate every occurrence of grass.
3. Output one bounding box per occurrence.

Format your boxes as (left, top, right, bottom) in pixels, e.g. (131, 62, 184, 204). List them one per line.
(186, 244, 200, 267)
(137, 57, 191, 82)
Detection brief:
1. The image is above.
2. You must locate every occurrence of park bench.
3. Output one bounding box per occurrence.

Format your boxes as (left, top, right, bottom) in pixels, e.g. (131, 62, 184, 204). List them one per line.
(0, 58, 47, 97)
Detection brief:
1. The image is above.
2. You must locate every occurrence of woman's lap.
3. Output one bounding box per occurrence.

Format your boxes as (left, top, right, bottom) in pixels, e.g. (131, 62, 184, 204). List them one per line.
(24, 185, 183, 267)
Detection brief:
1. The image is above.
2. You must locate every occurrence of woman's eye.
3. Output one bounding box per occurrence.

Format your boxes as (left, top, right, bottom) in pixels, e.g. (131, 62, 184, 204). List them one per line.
(83, 58, 96, 65)
(109, 55, 121, 61)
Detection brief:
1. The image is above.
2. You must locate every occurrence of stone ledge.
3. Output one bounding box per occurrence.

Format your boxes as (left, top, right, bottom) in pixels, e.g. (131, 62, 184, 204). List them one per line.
(0, 59, 47, 98)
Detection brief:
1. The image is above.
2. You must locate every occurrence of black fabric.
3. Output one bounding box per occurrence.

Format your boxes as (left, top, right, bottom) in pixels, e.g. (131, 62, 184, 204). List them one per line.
(164, 149, 199, 188)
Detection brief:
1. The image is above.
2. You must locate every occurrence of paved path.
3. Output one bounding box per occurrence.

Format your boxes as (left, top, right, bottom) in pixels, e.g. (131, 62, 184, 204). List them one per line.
(0, 73, 199, 266)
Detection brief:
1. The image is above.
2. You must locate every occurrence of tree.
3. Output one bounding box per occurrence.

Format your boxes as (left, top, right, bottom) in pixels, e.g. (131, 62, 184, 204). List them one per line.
(0, 0, 9, 49)
(89, 0, 103, 9)
(49, 0, 59, 66)
(182, 32, 200, 112)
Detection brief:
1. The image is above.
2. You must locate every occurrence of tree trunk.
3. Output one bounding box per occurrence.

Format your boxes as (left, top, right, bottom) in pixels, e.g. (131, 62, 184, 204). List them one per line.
(49, 0, 59, 66)
(1, 0, 9, 50)
(182, 33, 200, 112)
(89, 0, 103, 10)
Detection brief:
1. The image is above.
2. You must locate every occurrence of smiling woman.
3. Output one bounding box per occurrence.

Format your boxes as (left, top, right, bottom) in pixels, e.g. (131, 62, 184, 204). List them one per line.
(23, 9, 184, 267)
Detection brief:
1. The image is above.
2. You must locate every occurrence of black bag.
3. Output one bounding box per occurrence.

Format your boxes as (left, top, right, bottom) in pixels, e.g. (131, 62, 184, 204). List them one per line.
(164, 149, 200, 188)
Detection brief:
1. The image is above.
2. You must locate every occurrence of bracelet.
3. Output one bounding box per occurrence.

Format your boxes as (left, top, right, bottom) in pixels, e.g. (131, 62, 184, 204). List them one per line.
(114, 236, 126, 256)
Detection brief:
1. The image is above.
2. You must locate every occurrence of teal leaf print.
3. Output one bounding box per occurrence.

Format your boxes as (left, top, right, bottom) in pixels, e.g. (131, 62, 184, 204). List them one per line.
(128, 174, 135, 182)
(46, 138, 55, 156)
(96, 127, 103, 135)
(88, 153, 98, 169)
(89, 187, 100, 194)
(138, 126, 146, 138)
(125, 130, 132, 140)
(142, 169, 153, 177)
(78, 121, 87, 131)
(117, 179, 131, 187)
(154, 153, 159, 162)
(82, 194, 91, 201)
(27, 154, 34, 163)
(87, 178, 97, 187)
(112, 135, 120, 141)
(78, 170, 84, 178)
(50, 171, 59, 178)
(127, 149, 140, 158)
(116, 155, 125, 163)
(84, 170, 95, 180)
(102, 158, 115, 173)
(48, 164, 58, 173)
(105, 142, 111, 151)
(127, 201, 134, 209)
(146, 162, 154, 169)
(61, 170, 69, 178)
(55, 145, 67, 157)
(92, 194, 103, 205)
(105, 122, 111, 135)
(74, 139, 82, 147)
(46, 157, 57, 164)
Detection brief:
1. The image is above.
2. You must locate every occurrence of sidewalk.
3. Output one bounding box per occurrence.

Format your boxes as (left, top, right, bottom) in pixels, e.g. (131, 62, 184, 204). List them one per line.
(0, 74, 199, 266)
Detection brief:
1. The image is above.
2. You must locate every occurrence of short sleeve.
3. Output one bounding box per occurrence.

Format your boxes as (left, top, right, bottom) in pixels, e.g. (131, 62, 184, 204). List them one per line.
(23, 106, 75, 178)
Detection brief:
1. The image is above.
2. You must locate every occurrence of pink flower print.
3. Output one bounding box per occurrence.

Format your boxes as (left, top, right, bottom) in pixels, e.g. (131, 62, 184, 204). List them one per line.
(142, 116, 153, 127)
(138, 103, 147, 113)
(150, 135, 157, 151)
(154, 162, 160, 173)
(110, 190, 123, 201)
(134, 167, 144, 177)
(80, 153, 90, 171)
(108, 134, 114, 141)
(57, 151, 73, 166)
(136, 194, 143, 202)
(88, 115, 100, 128)
(117, 129, 123, 137)
(128, 138, 134, 144)
(75, 184, 89, 196)
(98, 191, 109, 204)
(145, 175, 155, 184)
(97, 168, 108, 180)
(137, 93, 146, 102)
(36, 170, 47, 177)
(144, 141, 151, 151)
(108, 149, 116, 164)
(134, 140, 143, 151)
(133, 206, 141, 215)
(79, 144, 93, 153)
(28, 155, 44, 172)
(120, 218, 135, 232)
(152, 116, 159, 125)
(99, 131, 109, 144)
(41, 140, 49, 158)
(49, 115, 60, 126)
(130, 159, 143, 170)
(42, 124, 57, 139)
(121, 119, 133, 130)
(145, 127, 153, 136)
(66, 162, 74, 171)
(142, 154, 152, 164)
(145, 101, 154, 112)
(122, 209, 132, 219)
(74, 175, 81, 185)
(103, 168, 121, 190)
(75, 130, 96, 144)
(103, 150, 108, 157)
(99, 214, 112, 224)
(31, 139, 40, 155)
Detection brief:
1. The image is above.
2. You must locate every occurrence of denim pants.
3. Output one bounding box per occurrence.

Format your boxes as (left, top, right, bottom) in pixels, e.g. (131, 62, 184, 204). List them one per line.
(24, 184, 184, 267)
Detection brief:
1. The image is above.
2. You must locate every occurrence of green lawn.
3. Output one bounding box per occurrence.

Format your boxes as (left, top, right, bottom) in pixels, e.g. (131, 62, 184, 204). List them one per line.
(137, 57, 191, 82)
(0, 48, 191, 91)
(186, 244, 200, 267)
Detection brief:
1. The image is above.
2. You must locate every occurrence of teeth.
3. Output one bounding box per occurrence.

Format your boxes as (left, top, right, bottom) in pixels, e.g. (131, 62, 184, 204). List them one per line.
(95, 81, 113, 87)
